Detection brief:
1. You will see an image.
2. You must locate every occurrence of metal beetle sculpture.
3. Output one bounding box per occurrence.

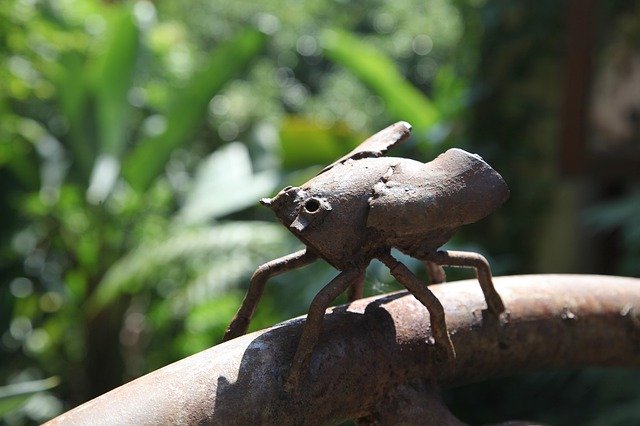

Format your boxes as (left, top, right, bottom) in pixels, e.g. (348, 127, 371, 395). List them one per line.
(223, 121, 509, 390)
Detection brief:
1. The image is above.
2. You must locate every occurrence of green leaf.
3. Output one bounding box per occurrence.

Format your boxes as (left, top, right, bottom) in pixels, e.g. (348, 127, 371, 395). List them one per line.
(85, 10, 138, 203)
(185, 294, 241, 333)
(176, 255, 255, 311)
(86, 221, 287, 315)
(0, 117, 41, 189)
(0, 377, 59, 417)
(93, 8, 139, 157)
(321, 29, 439, 132)
(279, 116, 364, 170)
(122, 29, 267, 192)
(432, 65, 468, 121)
(177, 142, 278, 225)
(55, 53, 95, 181)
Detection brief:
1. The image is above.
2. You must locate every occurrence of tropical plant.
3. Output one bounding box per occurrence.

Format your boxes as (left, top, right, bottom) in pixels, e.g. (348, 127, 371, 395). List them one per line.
(2, 0, 473, 422)
(5, 0, 638, 424)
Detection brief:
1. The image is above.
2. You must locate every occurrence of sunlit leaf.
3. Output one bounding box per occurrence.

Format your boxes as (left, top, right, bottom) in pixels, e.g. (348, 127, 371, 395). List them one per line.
(176, 290, 275, 355)
(279, 116, 364, 170)
(431, 65, 468, 122)
(321, 29, 439, 132)
(183, 292, 242, 334)
(0, 377, 59, 417)
(122, 29, 267, 192)
(86, 154, 121, 204)
(84, 9, 139, 203)
(93, 8, 139, 157)
(87, 221, 287, 314)
(175, 255, 254, 311)
(177, 142, 278, 225)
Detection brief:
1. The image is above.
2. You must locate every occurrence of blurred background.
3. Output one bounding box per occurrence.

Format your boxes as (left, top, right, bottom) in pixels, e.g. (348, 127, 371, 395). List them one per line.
(1, 0, 640, 424)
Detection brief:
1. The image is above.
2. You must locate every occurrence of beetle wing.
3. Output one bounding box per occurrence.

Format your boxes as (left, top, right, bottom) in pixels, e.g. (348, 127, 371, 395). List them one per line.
(318, 121, 411, 175)
(366, 149, 510, 236)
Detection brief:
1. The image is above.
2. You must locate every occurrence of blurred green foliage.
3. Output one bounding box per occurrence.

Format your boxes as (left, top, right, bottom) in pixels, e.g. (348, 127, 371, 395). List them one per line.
(1, 0, 639, 424)
(0, 0, 473, 422)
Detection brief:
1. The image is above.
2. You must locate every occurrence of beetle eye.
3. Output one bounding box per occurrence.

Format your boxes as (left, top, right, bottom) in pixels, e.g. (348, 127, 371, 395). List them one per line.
(304, 198, 321, 213)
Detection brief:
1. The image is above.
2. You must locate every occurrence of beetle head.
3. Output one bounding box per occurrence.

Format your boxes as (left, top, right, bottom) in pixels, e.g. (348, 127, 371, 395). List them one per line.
(261, 186, 332, 233)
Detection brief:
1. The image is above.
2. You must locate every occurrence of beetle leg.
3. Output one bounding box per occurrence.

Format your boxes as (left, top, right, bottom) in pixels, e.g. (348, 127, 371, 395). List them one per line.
(424, 250, 505, 316)
(424, 261, 446, 284)
(346, 272, 365, 302)
(285, 268, 365, 392)
(378, 253, 455, 360)
(223, 249, 318, 342)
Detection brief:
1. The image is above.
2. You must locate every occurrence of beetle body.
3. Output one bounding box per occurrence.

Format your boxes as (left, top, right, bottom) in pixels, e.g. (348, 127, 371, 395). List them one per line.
(265, 148, 509, 270)
(225, 121, 509, 391)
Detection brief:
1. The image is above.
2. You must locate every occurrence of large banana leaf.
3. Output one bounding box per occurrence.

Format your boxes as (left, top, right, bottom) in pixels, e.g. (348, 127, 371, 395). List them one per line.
(56, 53, 94, 181)
(278, 116, 365, 170)
(122, 29, 267, 192)
(93, 9, 139, 157)
(321, 29, 439, 132)
(177, 142, 278, 225)
(85, 9, 139, 203)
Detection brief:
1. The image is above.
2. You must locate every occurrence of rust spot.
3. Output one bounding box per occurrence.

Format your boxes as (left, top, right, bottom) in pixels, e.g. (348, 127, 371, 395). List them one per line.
(381, 165, 396, 183)
(472, 309, 483, 322)
(621, 305, 640, 325)
(621, 304, 640, 353)
(499, 310, 511, 325)
(561, 307, 577, 321)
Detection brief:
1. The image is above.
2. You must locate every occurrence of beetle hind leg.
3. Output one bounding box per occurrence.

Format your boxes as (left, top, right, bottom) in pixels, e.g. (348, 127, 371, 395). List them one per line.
(423, 250, 505, 316)
(378, 253, 455, 361)
(346, 272, 365, 302)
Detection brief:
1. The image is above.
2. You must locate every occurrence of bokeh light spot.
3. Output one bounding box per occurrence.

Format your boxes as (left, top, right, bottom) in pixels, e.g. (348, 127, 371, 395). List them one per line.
(142, 114, 167, 137)
(256, 13, 280, 35)
(218, 121, 239, 141)
(10, 277, 34, 298)
(296, 35, 318, 56)
(209, 95, 230, 116)
(40, 292, 64, 313)
(374, 13, 397, 34)
(412, 34, 434, 55)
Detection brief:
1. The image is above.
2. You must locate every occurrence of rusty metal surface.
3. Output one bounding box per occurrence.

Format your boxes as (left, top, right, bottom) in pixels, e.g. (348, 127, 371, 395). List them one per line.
(48, 275, 640, 425)
(355, 379, 465, 426)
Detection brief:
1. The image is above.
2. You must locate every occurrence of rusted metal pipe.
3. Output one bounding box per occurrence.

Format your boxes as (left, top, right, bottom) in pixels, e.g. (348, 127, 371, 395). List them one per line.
(47, 275, 640, 425)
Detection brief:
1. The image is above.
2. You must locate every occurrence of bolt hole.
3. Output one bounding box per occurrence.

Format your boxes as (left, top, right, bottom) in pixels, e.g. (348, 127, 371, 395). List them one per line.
(304, 198, 321, 213)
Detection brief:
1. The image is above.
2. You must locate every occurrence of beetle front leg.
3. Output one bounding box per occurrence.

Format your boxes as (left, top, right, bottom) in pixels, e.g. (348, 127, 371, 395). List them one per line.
(424, 250, 505, 316)
(223, 249, 318, 341)
(378, 253, 455, 360)
(285, 268, 365, 392)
